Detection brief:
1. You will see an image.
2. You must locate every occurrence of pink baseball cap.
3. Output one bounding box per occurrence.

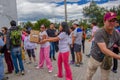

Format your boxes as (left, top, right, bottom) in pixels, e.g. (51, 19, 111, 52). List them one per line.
(104, 12, 117, 21)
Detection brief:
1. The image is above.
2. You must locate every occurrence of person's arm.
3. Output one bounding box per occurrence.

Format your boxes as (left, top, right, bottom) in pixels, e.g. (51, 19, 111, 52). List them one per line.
(0, 38, 4, 48)
(6, 30, 11, 51)
(44, 37, 60, 42)
(42, 32, 65, 43)
(97, 43, 120, 60)
(95, 29, 120, 60)
(89, 31, 96, 42)
(72, 36, 76, 46)
(72, 30, 76, 47)
(3, 35, 7, 44)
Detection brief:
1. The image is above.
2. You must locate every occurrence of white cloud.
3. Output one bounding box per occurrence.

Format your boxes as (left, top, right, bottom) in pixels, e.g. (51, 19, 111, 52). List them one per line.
(26, 0, 79, 3)
(17, 0, 120, 22)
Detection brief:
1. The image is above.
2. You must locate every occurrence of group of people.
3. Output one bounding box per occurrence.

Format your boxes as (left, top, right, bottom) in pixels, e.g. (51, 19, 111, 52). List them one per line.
(0, 11, 120, 80)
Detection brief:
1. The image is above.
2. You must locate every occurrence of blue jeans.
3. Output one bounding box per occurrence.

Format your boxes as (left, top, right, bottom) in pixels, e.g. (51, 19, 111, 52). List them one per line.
(0, 54, 4, 80)
(50, 42, 55, 58)
(11, 47, 24, 73)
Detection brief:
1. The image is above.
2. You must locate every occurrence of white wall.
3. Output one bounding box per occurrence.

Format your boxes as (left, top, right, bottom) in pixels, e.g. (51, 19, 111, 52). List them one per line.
(0, 0, 17, 29)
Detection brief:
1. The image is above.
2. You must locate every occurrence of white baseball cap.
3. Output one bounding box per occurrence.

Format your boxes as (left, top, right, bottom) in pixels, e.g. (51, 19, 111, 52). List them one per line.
(72, 21, 79, 26)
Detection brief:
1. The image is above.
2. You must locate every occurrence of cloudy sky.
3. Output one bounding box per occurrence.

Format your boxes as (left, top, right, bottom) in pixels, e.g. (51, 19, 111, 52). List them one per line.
(17, 0, 120, 22)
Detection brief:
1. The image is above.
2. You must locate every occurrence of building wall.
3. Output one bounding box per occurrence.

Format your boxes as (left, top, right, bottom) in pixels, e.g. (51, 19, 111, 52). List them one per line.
(0, 0, 17, 28)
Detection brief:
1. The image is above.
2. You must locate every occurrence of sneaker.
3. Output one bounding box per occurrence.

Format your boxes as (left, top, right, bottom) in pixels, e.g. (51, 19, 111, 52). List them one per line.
(5, 71, 12, 74)
(36, 66, 40, 69)
(48, 70, 52, 73)
(26, 61, 32, 64)
(15, 72, 20, 76)
(21, 71, 25, 75)
(112, 69, 117, 73)
(75, 64, 80, 67)
(70, 61, 74, 64)
(53, 57, 56, 61)
(54, 74, 63, 78)
(54, 74, 58, 77)
(79, 62, 83, 65)
(86, 54, 90, 57)
(34, 63, 38, 67)
(1, 77, 8, 80)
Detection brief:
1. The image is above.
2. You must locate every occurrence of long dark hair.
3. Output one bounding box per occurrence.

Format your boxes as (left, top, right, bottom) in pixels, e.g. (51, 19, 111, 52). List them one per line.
(61, 22, 70, 35)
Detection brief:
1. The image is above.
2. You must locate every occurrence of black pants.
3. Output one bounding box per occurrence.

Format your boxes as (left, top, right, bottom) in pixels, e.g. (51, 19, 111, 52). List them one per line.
(82, 39, 85, 53)
(112, 47, 119, 70)
(70, 46, 75, 62)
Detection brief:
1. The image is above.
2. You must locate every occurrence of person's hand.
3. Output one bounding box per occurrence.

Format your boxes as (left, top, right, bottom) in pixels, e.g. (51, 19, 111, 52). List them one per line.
(37, 39, 47, 44)
(88, 39, 91, 42)
(113, 44, 118, 48)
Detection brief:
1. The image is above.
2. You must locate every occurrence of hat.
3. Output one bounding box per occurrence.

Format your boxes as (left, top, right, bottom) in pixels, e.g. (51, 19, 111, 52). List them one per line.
(104, 12, 117, 21)
(72, 21, 79, 26)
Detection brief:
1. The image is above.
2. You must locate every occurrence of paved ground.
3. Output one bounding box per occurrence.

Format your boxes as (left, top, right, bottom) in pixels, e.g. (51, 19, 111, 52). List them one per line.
(4, 41, 120, 80)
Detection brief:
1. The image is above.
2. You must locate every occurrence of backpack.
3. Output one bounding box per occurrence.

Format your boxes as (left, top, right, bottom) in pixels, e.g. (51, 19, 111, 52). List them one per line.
(10, 30, 21, 46)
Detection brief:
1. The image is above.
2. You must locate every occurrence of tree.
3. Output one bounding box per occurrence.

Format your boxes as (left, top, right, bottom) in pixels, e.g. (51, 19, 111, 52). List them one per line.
(24, 21, 33, 29)
(83, 1, 106, 27)
(109, 5, 120, 21)
(33, 18, 51, 30)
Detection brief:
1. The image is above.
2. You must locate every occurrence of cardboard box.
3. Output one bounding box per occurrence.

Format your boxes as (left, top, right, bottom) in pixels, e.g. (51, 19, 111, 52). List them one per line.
(30, 30, 40, 43)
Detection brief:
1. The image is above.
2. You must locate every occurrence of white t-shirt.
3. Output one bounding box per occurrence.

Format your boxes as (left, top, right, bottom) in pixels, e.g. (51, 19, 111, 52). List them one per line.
(39, 31, 50, 48)
(58, 32, 70, 53)
(73, 27, 82, 45)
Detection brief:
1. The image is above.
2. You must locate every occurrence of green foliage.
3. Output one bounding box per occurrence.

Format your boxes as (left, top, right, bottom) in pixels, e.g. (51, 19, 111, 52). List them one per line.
(33, 18, 51, 30)
(24, 21, 33, 29)
(83, 1, 106, 27)
(79, 20, 89, 29)
(109, 5, 120, 21)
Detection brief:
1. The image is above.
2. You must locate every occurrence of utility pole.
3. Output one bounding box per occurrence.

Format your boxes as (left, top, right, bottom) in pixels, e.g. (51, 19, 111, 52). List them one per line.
(64, 0, 67, 22)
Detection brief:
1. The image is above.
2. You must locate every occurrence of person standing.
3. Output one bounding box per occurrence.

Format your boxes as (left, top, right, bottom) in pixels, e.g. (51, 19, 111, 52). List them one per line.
(46, 23, 56, 60)
(86, 22, 99, 57)
(1, 27, 14, 74)
(36, 25, 53, 73)
(0, 32, 8, 80)
(69, 27, 75, 64)
(81, 27, 86, 53)
(24, 31, 37, 66)
(6, 20, 25, 75)
(21, 29, 27, 62)
(43, 22, 72, 80)
(111, 21, 120, 73)
(72, 21, 83, 67)
(86, 12, 120, 80)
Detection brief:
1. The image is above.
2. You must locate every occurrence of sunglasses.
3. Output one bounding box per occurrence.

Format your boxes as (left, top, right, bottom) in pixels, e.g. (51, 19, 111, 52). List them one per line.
(1, 30, 5, 32)
(108, 19, 117, 22)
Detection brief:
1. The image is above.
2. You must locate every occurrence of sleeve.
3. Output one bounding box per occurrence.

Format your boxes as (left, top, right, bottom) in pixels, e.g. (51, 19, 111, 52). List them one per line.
(0, 38, 4, 47)
(43, 31, 47, 35)
(94, 30, 105, 43)
(58, 32, 65, 40)
(73, 29, 77, 37)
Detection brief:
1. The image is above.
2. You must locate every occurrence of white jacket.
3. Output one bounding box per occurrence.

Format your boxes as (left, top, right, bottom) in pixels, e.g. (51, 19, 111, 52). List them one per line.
(24, 35, 37, 50)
